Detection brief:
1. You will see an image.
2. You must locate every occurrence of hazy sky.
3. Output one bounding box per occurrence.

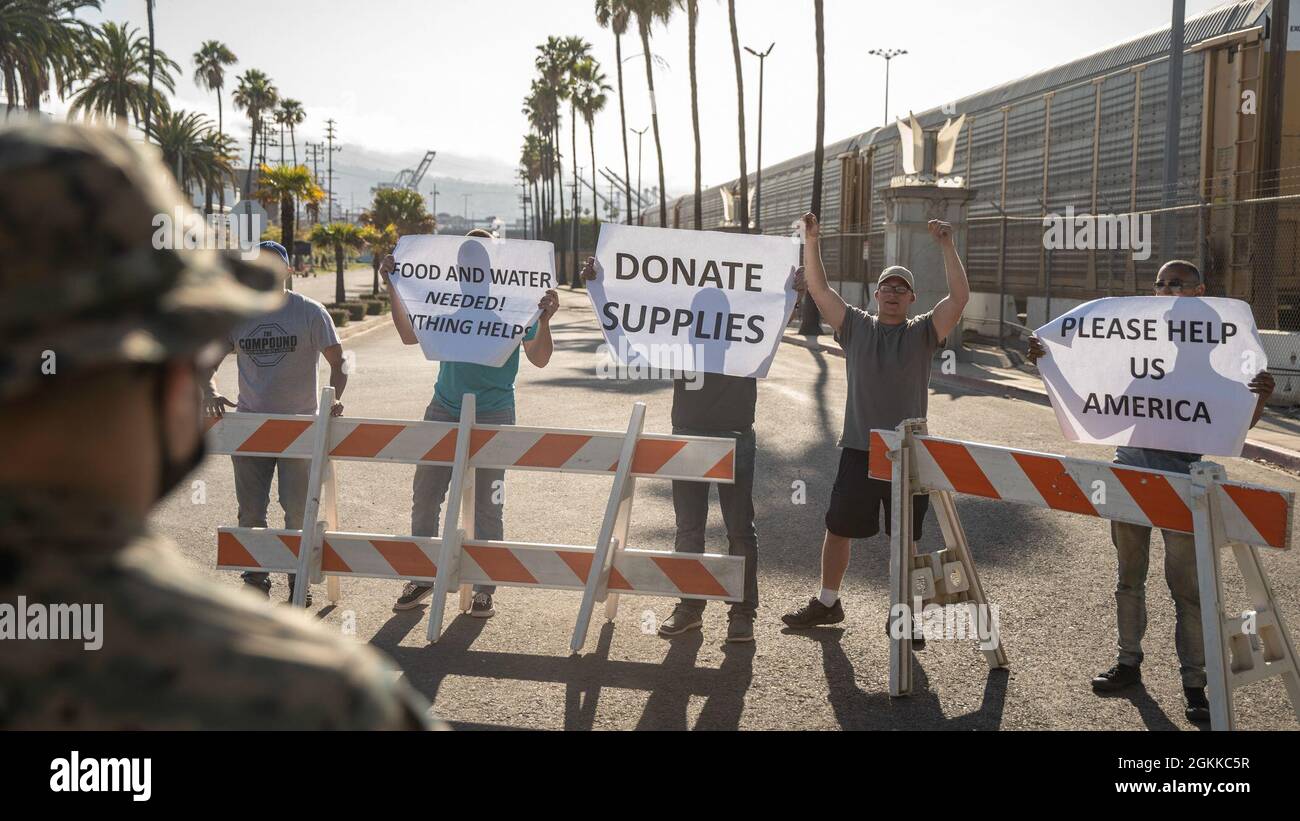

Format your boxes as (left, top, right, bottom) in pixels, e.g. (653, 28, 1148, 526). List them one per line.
(68, 0, 1228, 194)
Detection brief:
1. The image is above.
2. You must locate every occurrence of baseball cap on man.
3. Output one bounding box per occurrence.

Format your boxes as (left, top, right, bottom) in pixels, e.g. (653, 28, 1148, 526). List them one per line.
(257, 240, 290, 267)
(0, 122, 286, 403)
(877, 266, 915, 291)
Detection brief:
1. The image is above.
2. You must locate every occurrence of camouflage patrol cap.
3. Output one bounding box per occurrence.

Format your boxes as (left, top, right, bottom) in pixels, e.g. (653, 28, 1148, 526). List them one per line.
(0, 122, 286, 402)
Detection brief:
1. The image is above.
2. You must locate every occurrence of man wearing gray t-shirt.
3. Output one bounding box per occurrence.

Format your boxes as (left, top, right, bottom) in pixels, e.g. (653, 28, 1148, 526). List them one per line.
(782, 213, 969, 633)
(203, 242, 349, 605)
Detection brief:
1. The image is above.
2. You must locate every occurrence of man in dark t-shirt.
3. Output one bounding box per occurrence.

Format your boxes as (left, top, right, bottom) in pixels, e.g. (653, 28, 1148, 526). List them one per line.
(582, 257, 804, 643)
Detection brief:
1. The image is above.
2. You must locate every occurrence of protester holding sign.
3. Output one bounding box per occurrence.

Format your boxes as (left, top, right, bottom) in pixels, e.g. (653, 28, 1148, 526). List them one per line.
(582, 255, 806, 643)
(1027, 260, 1275, 723)
(380, 230, 559, 617)
(587, 223, 802, 379)
(782, 212, 969, 633)
(203, 241, 348, 607)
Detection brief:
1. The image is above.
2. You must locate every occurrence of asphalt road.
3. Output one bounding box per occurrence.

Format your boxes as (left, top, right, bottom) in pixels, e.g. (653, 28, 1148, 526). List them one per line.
(153, 287, 1300, 730)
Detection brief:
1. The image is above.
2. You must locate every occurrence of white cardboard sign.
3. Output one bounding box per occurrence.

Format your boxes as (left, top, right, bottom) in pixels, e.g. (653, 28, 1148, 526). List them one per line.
(1035, 296, 1267, 456)
(390, 234, 554, 367)
(588, 223, 801, 378)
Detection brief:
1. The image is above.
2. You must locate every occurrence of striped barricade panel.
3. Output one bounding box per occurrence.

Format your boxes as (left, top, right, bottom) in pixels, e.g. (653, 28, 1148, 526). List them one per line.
(459, 540, 744, 601)
(216, 530, 743, 601)
(868, 430, 1294, 550)
(208, 414, 736, 481)
(216, 528, 302, 573)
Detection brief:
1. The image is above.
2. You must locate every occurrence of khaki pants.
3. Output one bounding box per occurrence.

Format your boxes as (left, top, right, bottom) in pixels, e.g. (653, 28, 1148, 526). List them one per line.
(1111, 520, 1206, 688)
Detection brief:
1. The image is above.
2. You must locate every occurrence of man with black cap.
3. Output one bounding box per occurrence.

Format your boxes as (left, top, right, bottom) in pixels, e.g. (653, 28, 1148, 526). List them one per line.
(203, 239, 349, 606)
(782, 211, 969, 632)
(0, 123, 431, 729)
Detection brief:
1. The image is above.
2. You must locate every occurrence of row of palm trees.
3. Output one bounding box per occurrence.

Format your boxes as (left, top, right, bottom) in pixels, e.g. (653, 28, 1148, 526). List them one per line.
(526, 0, 829, 240)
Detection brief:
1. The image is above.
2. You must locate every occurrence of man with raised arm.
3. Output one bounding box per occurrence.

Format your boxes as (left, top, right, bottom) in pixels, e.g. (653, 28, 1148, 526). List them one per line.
(781, 212, 969, 636)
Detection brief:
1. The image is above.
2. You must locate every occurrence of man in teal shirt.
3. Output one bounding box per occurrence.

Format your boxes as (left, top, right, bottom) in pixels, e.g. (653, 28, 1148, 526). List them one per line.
(379, 230, 558, 616)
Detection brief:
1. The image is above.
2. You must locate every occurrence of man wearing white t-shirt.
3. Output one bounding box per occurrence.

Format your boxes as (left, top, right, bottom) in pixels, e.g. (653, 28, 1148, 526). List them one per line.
(203, 241, 349, 605)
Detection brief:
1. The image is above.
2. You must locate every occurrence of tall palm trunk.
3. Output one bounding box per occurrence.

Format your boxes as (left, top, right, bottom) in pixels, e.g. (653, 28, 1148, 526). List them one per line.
(244, 115, 258, 203)
(614, 32, 632, 224)
(800, 0, 827, 335)
(688, 0, 702, 229)
(279, 120, 285, 166)
(334, 243, 346, 304)
(554, 117, 567, 282)
(588, 119, 599, 232)
(728, 0, 749, 232)
(639, 22, 667, 226)
(144, 0, 156, 140)
(570, 98, 579, 285)
(290, 125, 298, 166)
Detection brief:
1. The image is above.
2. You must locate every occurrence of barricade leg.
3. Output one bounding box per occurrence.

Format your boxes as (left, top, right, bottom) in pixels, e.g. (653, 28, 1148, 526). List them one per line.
(888, 419, 924, 697)
(426, 394, 476, 643)
(604, 476, 637, 622)
(290, 388, 335, 608)
(1191, 464, 1235, 729)
(321, 459, 341, 604)
(932, 489, 1008, 670)
(571, 402, 646, 653)
(1230, 542, 1300, 723)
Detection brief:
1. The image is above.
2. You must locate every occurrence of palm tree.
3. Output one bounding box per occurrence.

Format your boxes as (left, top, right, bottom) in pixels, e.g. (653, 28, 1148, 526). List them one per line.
(628, 0, 673, 226)
(277, 98, 305, 166)
(1, 1, 100, 112)
(359, 222, 398, 296)
(143, 0, 155, 140)
(574, 58, 610, 232)
(257, 164, 323, 287)
(800, 0, 827, 335)
(363, 187, 435, 236)
(68, 21, 177, 129)
(148, 108, 215, 196)
(231, 68, 277, 207)
(520, 133, 545, 238)
(310, 221, 365, 305)
(595, 0, 634, 224)
(194, 129, 237, 215)
(535, 36, 571, 279)
(680, 0, 702, 228)
(192, 40, 237, 139)
(727, 0, 749, 232)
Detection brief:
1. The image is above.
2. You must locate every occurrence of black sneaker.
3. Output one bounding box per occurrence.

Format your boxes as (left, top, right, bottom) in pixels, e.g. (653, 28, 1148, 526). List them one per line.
(287, 578, 312, 608)
(470, 592, 495, 618)
(782, 597, 845, 628)
(242, 574, 271, 597)
(658, 605, 703, 636)
(1184, 686, 1211, 724)
(394, 582, 434, 611)
(1091, 663, 1141, 692)
(884, 614, 925, 650)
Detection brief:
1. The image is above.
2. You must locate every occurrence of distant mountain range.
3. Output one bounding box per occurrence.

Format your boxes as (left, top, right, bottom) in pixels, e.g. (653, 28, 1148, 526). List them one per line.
(321, 143, 523, 225)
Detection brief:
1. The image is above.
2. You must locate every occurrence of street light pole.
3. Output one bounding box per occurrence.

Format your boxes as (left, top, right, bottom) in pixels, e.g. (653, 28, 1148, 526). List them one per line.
(868, 48, 907, 126)
(744, 42, 775, 232)
(631, 126, 648, 224)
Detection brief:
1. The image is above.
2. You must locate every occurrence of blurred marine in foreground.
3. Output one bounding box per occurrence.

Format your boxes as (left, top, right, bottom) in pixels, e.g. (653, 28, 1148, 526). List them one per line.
(0, 123, 432, 729)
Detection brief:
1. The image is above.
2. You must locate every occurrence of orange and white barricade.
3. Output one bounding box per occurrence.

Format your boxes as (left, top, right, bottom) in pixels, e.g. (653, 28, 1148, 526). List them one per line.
(870, 418, 1299, 730)
(205, 387, 742, 652)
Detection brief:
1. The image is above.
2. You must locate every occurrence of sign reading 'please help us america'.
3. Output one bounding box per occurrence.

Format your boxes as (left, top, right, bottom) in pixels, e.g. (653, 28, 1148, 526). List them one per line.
(1034, 296, 1267, 457)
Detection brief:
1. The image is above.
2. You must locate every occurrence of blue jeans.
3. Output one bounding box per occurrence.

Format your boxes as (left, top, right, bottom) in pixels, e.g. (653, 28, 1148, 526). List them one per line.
(670, 426, 759, 617)
(1112, 521, 1206, 688)
(233, 455, 309, 585)
(410, 397, 515, 595)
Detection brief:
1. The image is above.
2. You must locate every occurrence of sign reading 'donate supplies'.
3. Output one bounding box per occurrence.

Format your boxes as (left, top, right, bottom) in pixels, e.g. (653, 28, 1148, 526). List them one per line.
(390, 234, 553, 367)
(1035, 297, 1267, 456)
(588, 224, 801, 378)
